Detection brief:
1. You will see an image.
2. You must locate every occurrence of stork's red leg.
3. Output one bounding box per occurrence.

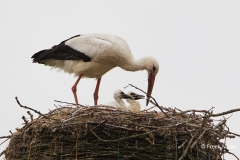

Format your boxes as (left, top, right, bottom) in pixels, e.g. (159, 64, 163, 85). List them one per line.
(71, 74, 83, 104)
(93, 77, 102, 105)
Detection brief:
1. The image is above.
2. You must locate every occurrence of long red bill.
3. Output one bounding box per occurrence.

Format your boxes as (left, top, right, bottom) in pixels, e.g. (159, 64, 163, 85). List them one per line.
(146, 74, 155, 106)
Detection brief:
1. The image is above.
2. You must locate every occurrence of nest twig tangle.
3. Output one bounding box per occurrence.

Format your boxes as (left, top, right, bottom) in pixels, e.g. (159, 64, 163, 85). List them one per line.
(1, 84, 240, 160)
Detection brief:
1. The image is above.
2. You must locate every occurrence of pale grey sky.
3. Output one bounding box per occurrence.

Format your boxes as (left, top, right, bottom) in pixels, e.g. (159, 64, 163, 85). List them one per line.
(0, 1, 240, 159)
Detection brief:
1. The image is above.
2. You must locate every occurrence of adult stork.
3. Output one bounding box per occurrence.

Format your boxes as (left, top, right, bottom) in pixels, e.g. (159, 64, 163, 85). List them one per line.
(31, 33, 159, 105)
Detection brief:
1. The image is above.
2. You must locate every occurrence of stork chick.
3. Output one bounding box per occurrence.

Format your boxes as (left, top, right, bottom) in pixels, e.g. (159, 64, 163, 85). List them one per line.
(126, 91, 145, 112)
(103, 89, 132, 110)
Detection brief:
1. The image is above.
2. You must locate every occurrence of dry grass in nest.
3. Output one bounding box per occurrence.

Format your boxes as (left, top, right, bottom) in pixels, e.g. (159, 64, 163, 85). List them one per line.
(1, 84, 240, 160)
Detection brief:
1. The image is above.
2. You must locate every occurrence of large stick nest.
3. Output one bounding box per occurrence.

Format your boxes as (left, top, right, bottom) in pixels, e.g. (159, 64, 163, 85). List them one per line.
(1, 85, 240, 160)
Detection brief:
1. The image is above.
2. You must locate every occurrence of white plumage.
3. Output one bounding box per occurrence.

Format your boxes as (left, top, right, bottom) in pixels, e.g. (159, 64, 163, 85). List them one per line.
(103, 90, 145, 112)
(126, 91, 145, 112)
(103, 89, 132, 110)
(32, 33, 159, 105)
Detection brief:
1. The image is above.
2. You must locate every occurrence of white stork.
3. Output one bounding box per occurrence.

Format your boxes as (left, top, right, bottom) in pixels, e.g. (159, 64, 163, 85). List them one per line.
(31, 33, 159, 105)
(103, 89, 132, 109)
(126, 91, 145, 112)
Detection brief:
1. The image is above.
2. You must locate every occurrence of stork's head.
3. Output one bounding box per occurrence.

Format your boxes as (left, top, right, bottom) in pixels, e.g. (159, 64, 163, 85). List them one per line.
(127, 91, 145, 100)
(144, 57, 159, 106)
(114, 89, 132, 99)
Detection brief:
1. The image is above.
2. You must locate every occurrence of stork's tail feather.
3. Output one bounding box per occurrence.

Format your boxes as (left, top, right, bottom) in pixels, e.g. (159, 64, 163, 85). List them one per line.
(31, 44, 59, 63)
(31, 49, 50, 63)
(31, 34, 84, 63)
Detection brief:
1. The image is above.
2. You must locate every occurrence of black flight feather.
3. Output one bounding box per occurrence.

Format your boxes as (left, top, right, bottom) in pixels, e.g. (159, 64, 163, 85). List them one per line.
(31, 35, 91, 63)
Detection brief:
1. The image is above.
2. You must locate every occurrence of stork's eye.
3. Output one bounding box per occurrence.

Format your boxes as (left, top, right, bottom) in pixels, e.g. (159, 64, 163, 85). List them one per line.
(152, 65, 156, 73)
(130, 93, 135, 96)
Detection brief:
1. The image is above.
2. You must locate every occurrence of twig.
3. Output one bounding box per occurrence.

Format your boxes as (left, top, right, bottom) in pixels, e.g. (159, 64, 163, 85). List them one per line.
(141, 106, 156, 112)
(105, 123, 135, 131)
(0, 135, 11, 139)
(213, 119, 226, 129)
(15, 97, 59, 121)
(210, 108, 240, 117)
(178, 136, 195, 160)
(0, 138, 10, 146)
(178, 140, 188, 149)
(27, 111, 34, 121)
(176, 109, 211, 115)
(75, 133, 78, 160)
(125, 84, 169, 117)
(88, 120, 107, 131)
(0, 150, 6, 158)
(54, 100, 86, 107)
(22, 116, 28, 124)
(90, 117, 200, 142)
(227, 151, 239, 160)
(15, 97, 46, 118)
(190, 128, 209, 148)
(174, 107, 182, 112)
(228, 131, 240, 137)
(90, 127, 164, 142)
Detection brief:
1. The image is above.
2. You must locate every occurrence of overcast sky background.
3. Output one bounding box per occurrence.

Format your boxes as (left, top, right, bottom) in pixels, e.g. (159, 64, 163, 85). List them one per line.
(0, 1, 240, 159)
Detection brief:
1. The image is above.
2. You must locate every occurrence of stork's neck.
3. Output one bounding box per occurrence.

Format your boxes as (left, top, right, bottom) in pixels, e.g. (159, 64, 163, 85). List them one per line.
(120, 57, 147, 72)
(115, 97, 127, 109)
(126, 99, 139, 105)
(126, 99, 141, 111)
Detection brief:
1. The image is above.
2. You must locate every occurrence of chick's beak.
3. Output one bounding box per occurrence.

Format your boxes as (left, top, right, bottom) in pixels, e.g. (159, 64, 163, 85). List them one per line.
(146, 74, 155, 106)
(121, 93, 132, 99)
(132, 94, 145, 100)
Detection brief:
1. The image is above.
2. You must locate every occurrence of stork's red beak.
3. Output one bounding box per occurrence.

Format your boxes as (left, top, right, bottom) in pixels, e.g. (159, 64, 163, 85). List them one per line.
(146, 74, 155, 106)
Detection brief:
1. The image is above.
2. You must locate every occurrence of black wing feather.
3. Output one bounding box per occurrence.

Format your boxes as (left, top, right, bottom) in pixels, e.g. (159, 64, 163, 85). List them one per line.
(31, 35, 91, 63)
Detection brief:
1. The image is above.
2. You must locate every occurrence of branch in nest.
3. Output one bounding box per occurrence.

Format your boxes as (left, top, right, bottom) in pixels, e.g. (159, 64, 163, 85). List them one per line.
(0, 138, 10, 146)
(176, 109, 212, 116)
(178, 136, 195, 160)
(185, 106, 240, 120)
(210, 108, 240, 117)
(15, 97, 56, 120)
(213, 119, 226, 129)
(190, 120, 226, 148)
(15, 97, 45, 117)
(27, 111, 33, 121)
(54, 100, 87, 107)
(226, 135, 235, 138)
(22, 116, 28, 124)
(228, 131, 240, 137)
(124, 84, 169, 117)
(0, 135, 11, 139)
(190, 128, 209, 149)
(178, 140, 188, 149)
(90, 124, 166, 143)
(0, 150, 6, 158)
(105, 123, 135, 131)
(226, 151, 240, 160)
(90, 117, 200, 143)
(141, 106, 156, 112)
